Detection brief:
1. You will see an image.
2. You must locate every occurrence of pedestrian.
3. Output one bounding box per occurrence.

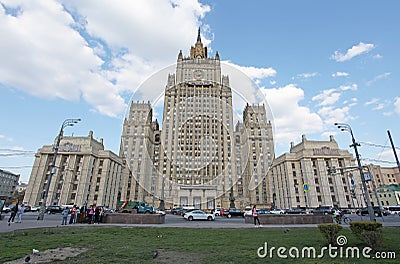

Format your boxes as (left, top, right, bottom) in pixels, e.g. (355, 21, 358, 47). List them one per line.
(94, 206, 101, 224)
(16, 204, 25, 223)
(75, 206, 81, 223)
(69, 205, 77, 224)
(61, 207, 69, 225)
(7, 204, 18, 225)
(253, 205, 262, 228)
(88, 205, 94, 224)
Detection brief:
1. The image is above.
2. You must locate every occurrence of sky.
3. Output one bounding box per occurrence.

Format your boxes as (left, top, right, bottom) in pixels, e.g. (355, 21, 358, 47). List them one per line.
(1, 0, 399, 183)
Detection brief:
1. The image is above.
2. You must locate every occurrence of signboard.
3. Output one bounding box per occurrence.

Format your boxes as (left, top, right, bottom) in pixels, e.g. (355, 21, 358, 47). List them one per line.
(303, 183, 310, 193)
(363, 172, 371, 182)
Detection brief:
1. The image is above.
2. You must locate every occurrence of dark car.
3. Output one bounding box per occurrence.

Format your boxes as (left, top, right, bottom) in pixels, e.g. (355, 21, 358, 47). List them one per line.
(284, 208, 306, 214)
(357, 206, 390, 217)
(226, 208, 245, 218)
(46, 205, 64, 214)
(257, 209, 271, 215)
(170, 207, 183, 215)
(311, 206, 334, 215)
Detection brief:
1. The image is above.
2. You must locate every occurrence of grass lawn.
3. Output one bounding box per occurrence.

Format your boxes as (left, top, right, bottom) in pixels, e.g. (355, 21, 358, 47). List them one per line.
(0, 226, 399, 263)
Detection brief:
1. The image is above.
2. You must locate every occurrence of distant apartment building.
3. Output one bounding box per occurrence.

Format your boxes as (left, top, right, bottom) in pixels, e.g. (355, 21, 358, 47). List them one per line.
(269, 135, 364, 209)
(24, 131, 124, 208)
(0, 169, 20, 202)
(366, 164, 399, 206)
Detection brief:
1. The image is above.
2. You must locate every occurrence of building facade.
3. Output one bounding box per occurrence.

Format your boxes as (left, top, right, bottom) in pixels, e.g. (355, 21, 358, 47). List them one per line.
(119, 30, 274, 209)
(24, 131, 124, 208)
(119, 102, 160, 205)
(0, 169, 20, 203)
(270, 135, 365, 210)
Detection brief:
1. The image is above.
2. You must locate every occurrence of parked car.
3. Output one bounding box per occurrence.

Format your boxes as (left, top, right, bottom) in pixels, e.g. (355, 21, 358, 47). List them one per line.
(46, 205, 64, 214)
(2, 206, 12, 213)
(357, 206, 390, 217)
(30, 205, 41, 212)
(311, 206, 334, 215)
(170, 207, 183, 215)
(182, 208, 197, 217)
(214, 208, 223, 216)
(284, 208, 306, 214)
(226, 208, 245, 218)
(270, 208, 285, 214)
(183, 210, 215, 221)
(258, 209, 271, 215)
(386, 206, 400, 215)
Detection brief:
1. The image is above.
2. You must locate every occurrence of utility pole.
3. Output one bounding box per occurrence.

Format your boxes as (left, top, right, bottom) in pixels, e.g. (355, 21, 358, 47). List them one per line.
(335, 123, 375, 221)
(387, 130, 400, 173)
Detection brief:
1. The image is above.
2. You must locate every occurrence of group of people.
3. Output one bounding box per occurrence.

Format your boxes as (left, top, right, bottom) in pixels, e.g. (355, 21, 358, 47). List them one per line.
(7, 203, 25, 225)
(61, 204, 105, 225)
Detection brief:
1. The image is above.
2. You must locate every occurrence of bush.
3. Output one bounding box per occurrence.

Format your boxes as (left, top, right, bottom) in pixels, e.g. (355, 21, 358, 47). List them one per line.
(318, 223, 343, 245)
(350, 221, 383, 250)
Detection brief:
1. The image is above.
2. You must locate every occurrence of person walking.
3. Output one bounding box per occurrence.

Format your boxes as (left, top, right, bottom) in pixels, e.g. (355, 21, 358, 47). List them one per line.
(69, 205, 77, 224)
(15, 204, 25, 223)
(252, 205, 262, 228)
(61, 207, 69, 225)
(7, 204, 18, 226)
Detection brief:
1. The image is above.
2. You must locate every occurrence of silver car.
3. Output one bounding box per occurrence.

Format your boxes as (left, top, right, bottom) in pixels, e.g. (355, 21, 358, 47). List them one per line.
(183, 210, 215, 221)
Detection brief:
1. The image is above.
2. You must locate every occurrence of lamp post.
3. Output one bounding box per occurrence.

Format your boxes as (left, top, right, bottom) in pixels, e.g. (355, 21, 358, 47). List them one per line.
(334, 122, 375, 221)
(37, 118, 81, 220)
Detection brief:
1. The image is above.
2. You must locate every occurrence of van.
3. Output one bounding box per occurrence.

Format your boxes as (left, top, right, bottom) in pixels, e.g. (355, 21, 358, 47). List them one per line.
(386, 206, 400, 215)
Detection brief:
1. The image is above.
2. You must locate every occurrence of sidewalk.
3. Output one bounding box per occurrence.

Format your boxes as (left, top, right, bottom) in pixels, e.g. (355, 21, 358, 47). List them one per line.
(1, 216, 399, 233)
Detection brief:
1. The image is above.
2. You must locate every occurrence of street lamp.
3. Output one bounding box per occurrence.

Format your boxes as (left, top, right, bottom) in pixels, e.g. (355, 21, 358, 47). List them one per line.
(334, 122, 375, 221)
(37, 118, 81, 220)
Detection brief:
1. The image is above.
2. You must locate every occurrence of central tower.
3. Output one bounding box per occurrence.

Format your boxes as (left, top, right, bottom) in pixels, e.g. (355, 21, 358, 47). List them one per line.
(159, 29, 236, 209)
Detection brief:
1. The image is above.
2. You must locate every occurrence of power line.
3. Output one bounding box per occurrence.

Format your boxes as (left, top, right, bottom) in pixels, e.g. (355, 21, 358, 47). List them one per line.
(361, 158, 397, 164)
(360, 142, 400, 150)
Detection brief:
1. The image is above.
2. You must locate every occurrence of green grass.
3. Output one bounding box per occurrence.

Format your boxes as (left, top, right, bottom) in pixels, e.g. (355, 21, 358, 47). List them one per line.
(0, 226, 399, 263)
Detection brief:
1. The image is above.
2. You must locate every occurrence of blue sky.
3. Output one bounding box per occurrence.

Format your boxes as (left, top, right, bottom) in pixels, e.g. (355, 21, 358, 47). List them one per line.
(1, 0, 399, 183)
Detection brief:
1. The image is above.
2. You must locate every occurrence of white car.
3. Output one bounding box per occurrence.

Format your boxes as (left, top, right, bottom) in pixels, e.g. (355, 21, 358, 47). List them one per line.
(184, 210, 215, 221)
(30, 206, 41, 212)
(270, 209, 284, 214)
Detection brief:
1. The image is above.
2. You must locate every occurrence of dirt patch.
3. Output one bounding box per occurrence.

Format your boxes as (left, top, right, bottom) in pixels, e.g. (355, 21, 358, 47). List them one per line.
(4, 247, 89, 264)
(153, 249, 207, 264)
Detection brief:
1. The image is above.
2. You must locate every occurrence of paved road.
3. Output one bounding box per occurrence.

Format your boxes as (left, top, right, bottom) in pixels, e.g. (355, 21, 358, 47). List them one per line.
(1, 212, 399, 233)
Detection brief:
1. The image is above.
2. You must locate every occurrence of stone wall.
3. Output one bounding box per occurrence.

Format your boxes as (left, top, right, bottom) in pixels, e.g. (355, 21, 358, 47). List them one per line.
(245, 214, 333, 225)
(104, 213, 165, 224)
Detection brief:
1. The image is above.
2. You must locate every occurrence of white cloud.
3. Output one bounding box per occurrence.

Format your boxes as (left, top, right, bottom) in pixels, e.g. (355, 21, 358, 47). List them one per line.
(366, 72, 391, 86)
(373, 54, 383, 59)
(318, 106, 353, 126)
(365, 98, 379, 106)
(260, 84, 323, 148)
(223, 61, 276, 80)
(339, 84, 357, 91)
(372, 104, 385, 111)
(0, 0, 211, 117)
(296, 72, 318, 79)
(395, 97, 400, 115)
(331, 42, 375, 62)
(332, 72, 349, 77)
(312, 89, 341, 106)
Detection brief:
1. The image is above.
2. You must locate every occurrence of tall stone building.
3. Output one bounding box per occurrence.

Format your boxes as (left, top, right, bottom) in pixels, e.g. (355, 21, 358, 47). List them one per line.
(119, 101, 160, 205)
(270, 135, 364, 209)
(234, 104, 275, 208)
(24, 131, 124, 208)
(119, 29, 274, 209)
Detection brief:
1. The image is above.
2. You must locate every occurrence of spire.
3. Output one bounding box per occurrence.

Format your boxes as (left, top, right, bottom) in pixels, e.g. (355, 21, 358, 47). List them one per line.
(197, 27, 201, 43)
